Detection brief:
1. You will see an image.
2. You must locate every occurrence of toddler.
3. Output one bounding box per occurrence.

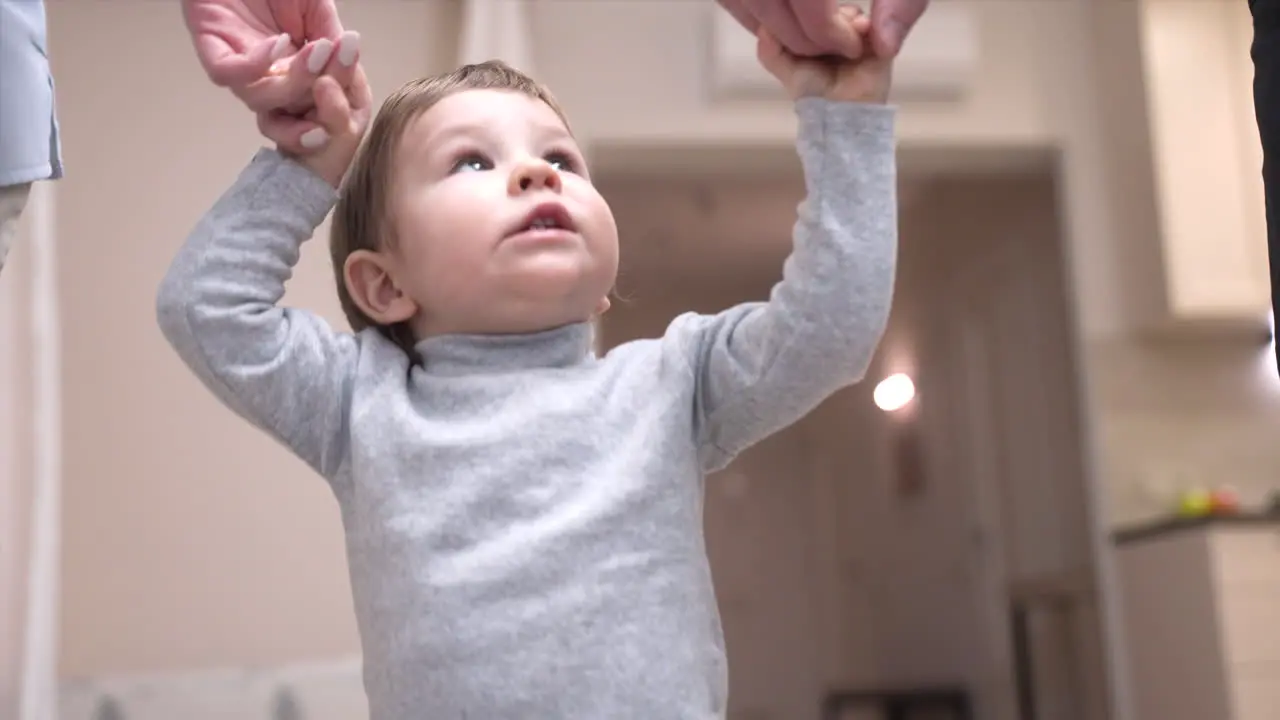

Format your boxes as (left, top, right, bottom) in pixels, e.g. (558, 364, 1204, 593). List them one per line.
(157, 9, 898, 719)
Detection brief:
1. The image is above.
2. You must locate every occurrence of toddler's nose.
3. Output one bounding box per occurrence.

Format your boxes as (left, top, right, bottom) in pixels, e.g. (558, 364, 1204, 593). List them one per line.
(509, 159, 562, 195)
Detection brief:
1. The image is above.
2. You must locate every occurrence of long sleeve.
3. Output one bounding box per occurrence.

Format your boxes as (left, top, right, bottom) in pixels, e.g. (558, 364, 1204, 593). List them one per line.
(673, 100, 898, 472)
(156, 148, 358, 479)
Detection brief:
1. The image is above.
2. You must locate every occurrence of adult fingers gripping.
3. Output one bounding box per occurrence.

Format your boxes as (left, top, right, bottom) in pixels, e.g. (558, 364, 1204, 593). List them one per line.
(260, 57, 369, 155)
(195, 32, 294, 88)
(267, 31, 362, 114)
(263, 38, 338, 112)
(236, 28, 349, 112)
(869, 0, 929, 57)
(743, 0, 824, 57)
(303, 0, 347, 43)
(316, 31, 363, 100)
(717, 0, 762, 35)
(790, 0, 863, 58)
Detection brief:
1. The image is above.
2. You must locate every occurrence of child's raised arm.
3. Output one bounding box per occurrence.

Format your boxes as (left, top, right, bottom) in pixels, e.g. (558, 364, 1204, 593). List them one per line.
(674, 10, 899, 472)
(156, 72, 373, 480)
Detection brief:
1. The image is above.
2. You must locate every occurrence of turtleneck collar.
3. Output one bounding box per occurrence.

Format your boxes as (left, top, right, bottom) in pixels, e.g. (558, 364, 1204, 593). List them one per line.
(413, 322, 596, 376)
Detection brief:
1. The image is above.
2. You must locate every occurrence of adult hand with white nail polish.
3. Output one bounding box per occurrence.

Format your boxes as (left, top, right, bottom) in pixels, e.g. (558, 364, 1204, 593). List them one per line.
(289, 65, 374, 189)
(182, 0, 359, 152)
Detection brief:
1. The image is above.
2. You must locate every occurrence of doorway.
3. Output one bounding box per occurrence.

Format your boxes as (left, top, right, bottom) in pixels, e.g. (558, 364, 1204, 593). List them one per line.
(593, 147, 1114, 720)
(904, 171, 1113, 720)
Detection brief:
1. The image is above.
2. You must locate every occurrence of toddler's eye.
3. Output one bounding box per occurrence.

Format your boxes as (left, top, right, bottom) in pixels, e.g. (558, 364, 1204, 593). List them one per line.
(450, 153, 493, 174)
(545, 151, 578, 174)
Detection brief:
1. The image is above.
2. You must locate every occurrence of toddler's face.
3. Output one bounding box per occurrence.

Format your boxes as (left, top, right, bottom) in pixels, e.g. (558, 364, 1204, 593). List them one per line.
(386, 89, 619, 337)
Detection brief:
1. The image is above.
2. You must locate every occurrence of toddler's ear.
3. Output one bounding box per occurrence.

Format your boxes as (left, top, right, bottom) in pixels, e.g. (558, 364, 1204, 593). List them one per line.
(343, 250, 418, 325)
(595, 296, 611, 316)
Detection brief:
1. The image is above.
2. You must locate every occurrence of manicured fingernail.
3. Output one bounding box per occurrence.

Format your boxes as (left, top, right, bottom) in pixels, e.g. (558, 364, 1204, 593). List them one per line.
(300, 128, 329, 149)
(307, 39, 334, 73)
(270, 34, 291, 61)
(337, 31, 361, 67)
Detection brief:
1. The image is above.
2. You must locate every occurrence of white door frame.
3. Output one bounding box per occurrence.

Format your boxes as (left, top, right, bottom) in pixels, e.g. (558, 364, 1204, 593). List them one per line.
(0, 180, 62, 720)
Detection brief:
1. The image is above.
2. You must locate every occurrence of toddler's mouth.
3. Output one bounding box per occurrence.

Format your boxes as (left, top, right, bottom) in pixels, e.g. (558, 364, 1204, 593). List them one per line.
(514, 202, 576, 235)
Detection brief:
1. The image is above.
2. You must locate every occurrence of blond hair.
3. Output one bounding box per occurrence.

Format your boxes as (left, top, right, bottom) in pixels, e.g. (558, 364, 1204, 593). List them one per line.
(330, 60, 571, 354)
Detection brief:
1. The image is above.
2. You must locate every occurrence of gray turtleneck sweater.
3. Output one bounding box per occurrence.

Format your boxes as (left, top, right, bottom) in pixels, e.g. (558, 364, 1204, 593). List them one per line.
(156, 99, 897, 720)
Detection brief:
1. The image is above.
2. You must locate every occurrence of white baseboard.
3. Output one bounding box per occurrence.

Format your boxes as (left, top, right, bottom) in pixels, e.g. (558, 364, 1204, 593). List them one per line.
(58, 657, 367, 720)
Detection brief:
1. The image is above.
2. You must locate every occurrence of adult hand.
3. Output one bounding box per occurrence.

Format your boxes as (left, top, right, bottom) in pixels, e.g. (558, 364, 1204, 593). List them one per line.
(182, 0, 360, 151)
(717, 0, 859, 58)
(867, 0, 928, 58)
(717, 0, 929, 59)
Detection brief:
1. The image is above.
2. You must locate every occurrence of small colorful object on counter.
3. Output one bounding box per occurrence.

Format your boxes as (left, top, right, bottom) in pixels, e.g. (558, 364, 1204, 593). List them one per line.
(1178, 489, 1214, 517)
(1209, 486, 1241, 515)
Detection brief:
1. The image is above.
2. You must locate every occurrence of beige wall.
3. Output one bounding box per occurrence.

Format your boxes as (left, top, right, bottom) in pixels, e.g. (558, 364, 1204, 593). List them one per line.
(1, 191, 40, 716)
(45, 0, 460, 677)
(0, 0, 1265, 700)
(1086, 1, 1279, 528)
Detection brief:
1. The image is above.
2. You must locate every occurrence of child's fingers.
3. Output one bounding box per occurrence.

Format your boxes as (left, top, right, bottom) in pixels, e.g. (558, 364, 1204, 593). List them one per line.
(312, 76, 358, 138)
(758, 26, 833, 99)
(348, 65, 374, 113)
(252, 39, 337, 114)
(272, 68, 370, 155)
(756, 27, 797, 83)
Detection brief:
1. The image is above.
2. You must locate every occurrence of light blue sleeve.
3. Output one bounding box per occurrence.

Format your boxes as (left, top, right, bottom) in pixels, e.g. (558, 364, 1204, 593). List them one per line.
(0, 0, 62, 186)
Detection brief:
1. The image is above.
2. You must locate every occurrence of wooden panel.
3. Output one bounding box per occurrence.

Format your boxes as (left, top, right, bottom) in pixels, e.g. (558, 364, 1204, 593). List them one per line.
(1218, 587, 1280, 666)
(1211, 529, 1280, 588)
(1229, 660, 1280, 720)
(1138, 0, 1270, 325)
(1118, 533, 1233, 720)
(1211, 529, 1280, 667)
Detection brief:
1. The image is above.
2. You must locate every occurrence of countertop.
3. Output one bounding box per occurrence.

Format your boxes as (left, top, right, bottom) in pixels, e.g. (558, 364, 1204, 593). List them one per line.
(1113, 512, 1280, 546)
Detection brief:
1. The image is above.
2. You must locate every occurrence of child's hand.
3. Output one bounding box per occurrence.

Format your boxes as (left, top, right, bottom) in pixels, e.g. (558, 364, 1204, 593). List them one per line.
(757, 4, 892, 104)
(279, 66, 373, 188)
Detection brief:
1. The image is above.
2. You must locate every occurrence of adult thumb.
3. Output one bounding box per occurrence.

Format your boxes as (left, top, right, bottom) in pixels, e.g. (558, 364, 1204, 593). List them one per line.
(203, 34, 292, 87)
(871, 19, 904, 58)
(870, 0, 928, 57)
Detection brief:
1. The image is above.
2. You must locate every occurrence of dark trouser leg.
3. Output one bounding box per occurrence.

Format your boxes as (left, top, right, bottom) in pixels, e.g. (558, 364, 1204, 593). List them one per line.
(1252, 0, 1280, 367)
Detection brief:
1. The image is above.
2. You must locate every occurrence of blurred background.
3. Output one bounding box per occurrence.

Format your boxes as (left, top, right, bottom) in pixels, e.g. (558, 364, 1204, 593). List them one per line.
(2, 1, 1279, 719)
